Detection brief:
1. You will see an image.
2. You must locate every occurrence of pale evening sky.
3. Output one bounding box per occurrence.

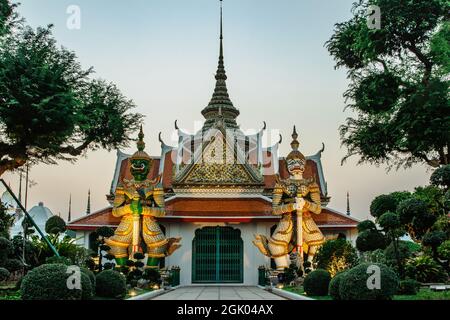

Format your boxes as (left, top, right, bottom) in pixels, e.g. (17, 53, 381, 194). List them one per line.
(3, 0, 430, 221)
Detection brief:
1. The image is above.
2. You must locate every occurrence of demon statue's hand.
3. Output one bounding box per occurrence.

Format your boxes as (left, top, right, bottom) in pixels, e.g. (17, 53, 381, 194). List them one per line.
(130, 199, 143, 215)
(295, 197, 306, 211)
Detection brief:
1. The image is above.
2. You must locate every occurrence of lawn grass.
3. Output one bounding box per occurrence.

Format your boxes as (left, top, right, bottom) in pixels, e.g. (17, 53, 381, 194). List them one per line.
(283, 286, 333, 300)
(0, 289, 20, 300)
(284, 286, 450, 301)
(394, 289, 450, 300)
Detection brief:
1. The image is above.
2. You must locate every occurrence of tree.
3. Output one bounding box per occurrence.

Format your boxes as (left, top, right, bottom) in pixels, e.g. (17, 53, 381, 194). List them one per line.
(422, 231, 447, 262)
(430, 164, 450, 191)
(0, 202, 13, 238)
(370, 194, 398, 219)
(0, 21, 143, 175)
(95, 226, 114, 272)
(357, 220, 377, 232)
(378, 211, 405, 277)
(0, 0, 18, 36)
(356, 229, 387, 253)
(45, 216, 66, 235)
(327, 0, 450, 169)
(397, 198, 436, 241)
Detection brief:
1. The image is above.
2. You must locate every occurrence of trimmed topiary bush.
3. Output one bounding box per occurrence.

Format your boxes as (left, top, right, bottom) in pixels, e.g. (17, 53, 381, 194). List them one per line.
(45, 256, 72, 265)
(357, 220, 377, 232)
(20, 264, 82, 300)
(45, 216, 66, 235)
(303, 269, 331, 296)
(370, 194, 397, 219)
(339, 263, 399, 300)
(0, 267, 10, 281)
(3, 258, 23, 272)
(398, 279, 419, 295)
(329, 271, 348, 300)
(80, 272, 93, 300)
(356, 230, 387, 252)
(96, 226, 115, 238)
(81, 267, 96, 289)
(96, 269, 126, 299)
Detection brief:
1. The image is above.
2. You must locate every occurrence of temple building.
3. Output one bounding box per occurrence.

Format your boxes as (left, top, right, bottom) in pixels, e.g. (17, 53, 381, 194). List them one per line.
(67, 3, 359, 285)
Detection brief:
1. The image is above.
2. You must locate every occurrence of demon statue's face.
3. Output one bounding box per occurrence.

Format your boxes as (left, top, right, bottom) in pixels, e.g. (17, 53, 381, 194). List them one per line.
(130, 158, 151, 181)
(286, 157, 305, 177)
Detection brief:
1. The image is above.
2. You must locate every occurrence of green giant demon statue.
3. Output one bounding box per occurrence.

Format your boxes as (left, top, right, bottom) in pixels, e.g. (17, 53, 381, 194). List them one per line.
(106, 127, 181, 266)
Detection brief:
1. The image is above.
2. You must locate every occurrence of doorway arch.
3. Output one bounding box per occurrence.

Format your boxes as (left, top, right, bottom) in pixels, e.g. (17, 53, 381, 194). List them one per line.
(192, 226, 243, 283)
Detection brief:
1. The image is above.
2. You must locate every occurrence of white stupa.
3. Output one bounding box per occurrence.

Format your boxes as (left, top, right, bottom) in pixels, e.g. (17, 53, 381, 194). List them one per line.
(10, 202, 54, 237)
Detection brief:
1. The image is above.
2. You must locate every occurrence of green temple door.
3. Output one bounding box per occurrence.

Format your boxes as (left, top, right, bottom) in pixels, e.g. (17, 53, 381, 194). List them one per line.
(192, 226, 243, 283)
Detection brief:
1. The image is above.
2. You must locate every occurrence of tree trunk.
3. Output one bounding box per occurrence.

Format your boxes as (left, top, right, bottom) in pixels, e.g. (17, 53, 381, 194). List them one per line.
(393, 237, 404, 279)
(0, 158, 27, 177)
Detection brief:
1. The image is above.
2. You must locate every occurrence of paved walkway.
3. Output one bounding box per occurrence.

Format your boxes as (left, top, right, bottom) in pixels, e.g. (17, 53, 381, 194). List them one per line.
(151, 286, 286, 300)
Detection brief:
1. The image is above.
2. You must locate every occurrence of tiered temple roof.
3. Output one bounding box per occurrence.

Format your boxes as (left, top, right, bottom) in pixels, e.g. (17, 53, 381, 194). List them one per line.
(67, 2, 359, 232)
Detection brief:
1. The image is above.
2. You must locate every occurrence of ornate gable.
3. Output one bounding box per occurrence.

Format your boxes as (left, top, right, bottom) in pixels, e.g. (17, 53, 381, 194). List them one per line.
(173, 128, 263, 186)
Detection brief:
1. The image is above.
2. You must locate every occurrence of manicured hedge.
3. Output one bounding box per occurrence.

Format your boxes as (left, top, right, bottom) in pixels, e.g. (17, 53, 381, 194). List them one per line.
(80, 272, 93, 300)
(21, 264, 84, 300)
(329, 271, 348, 300)
(96, 269, 127, 299)
(81, 267, 96, 288)
(303, 269, 331, 296)
(339, 263, 399, 300)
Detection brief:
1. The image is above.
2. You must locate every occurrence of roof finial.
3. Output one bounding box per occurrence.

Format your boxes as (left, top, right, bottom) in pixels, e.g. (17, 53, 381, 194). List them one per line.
(68, 194, 72, 222)
(220, 0, 223, 55)
(86, 189, 91, 215)
(201, 0, 240, 129)
(346, 191, 351, 216)
(290, 126, 300, 151)
(137, 125, 145, 152)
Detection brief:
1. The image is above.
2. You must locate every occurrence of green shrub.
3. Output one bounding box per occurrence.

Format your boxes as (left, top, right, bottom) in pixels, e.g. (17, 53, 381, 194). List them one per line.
(356, 230, 387, 252)
(142, 268, 161, 284)
(365, 249, 387, 264)
(313, 239, 358, 277)
(96, 226, 115, 238)
(438, 240, 450, 260)
(370, 194, 397, 219)
(45, 216, 66, 235)
(339, 263, 399, 300)
(384, 241, 414, 268)
(45, 256, 72, 265)
(423, 231, 447, 249)
(357, 220, 377, 232)
(398, 279, 420, 295)
(20, 264, 82, 300)
(303, 269, 331, 296)
(80, 272, 93, 300)
(96, 270, 126, 299)
(0, 267, 10, 281)
(81, 267, 96, 288)
(3, 258, 23, 272)
(405, 255, 448, 283)
(283, 264, 297, 285)
(430, 164, 450, 189)
(329, 271, 348, 300)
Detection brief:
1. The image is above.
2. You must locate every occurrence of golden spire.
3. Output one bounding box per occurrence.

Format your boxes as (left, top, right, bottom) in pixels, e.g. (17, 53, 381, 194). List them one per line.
(137, 125, 145, 152)
(287, 125, 305, 160)
(131, 125, 151, 160)
(290, 125, 300, 151)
